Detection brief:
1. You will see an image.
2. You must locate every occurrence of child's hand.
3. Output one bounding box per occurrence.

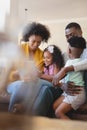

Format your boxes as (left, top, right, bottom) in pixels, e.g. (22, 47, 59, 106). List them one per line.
(38, 71, 43, 78)
(52, 67, 66, 85)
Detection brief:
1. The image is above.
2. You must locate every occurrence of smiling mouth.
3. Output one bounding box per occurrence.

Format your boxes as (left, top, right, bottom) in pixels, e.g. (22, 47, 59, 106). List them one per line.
(45, 63, 49, 66)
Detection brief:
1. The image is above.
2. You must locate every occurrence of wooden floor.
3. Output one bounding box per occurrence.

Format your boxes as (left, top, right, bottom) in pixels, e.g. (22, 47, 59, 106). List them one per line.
(0, 112, 87, 130)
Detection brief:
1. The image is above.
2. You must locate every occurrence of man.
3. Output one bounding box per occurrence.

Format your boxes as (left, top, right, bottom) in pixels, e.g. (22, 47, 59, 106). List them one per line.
(52, 22, 87, 112)
(53, 22, 87, 86)
(43, 22, 87, 117)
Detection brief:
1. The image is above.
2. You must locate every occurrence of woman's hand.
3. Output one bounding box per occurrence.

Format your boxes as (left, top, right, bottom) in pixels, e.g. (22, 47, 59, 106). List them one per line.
(9, 70, 20, 82)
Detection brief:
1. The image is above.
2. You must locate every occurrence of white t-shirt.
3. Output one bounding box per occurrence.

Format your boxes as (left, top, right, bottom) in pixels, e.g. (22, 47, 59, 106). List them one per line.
(63, 48, 87, 72)
(74, 48, 87, 71)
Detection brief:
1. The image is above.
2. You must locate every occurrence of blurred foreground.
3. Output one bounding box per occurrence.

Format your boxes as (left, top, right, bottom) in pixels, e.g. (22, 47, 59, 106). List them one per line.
(0, 112, 87, 130)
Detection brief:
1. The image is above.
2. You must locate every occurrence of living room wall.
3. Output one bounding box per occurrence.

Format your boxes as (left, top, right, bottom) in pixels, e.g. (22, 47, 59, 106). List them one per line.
(39, 18, 87, 52)
(5, 0, 87, 53)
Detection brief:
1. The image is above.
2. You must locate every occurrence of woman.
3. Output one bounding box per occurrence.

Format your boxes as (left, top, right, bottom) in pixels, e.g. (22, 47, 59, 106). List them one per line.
(10, 22, 51, 82)
(7, 22, 52, 113)
(20, 22, 50, 71)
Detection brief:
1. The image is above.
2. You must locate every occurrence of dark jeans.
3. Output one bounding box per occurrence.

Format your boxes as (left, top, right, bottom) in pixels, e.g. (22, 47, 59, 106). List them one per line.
(84, 70, 87, 102)
(8, 79, 53, 113)
(47, 87, 63, 117)
(32, 86, 63, 117)
(49, 87, 63, 101)
(8, 79, 63, 117)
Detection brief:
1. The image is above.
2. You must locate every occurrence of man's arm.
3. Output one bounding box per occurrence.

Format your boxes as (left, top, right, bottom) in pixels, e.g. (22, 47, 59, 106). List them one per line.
(52, 65, 74, 85)
(52, 59, 87, 85)
(73, 59, 87, 71)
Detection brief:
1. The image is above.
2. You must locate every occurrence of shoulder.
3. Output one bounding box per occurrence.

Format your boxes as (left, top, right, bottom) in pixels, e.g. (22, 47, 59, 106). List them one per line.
(66, 58, 81, 66)
(36, 48, 43, 55)
(20, 42, 28, 48)
(62, 51, 69, 63)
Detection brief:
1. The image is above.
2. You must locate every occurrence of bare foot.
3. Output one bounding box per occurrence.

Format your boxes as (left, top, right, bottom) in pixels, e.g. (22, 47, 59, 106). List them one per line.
(12, 103, 25, 114)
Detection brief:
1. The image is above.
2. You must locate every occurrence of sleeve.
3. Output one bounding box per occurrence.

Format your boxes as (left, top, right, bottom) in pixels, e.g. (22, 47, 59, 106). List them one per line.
(37, 59, 44, 72)
(81, 48, 87, 59)
(35, 49, 44, 72)
(73, 59, 87, 71)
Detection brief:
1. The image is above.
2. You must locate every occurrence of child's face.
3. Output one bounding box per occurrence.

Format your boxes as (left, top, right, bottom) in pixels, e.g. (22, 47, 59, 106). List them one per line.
(43, 51, 53, 66)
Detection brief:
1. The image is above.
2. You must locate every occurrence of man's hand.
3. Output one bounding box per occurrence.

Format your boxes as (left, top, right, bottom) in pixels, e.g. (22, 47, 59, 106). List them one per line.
(61, 81, 82, 95)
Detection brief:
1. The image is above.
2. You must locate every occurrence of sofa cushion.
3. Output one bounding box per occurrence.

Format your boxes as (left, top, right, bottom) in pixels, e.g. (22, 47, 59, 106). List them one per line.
(0, 94, 10, 103)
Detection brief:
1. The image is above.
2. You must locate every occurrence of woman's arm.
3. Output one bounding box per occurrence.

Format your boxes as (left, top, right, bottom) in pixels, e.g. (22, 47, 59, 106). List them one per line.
(40, 64, 60, 82)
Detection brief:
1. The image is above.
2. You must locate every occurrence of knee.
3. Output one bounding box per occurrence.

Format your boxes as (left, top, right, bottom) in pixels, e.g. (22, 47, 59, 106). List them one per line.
(53, 99, 60, 111)
(55, 108, 62, 118)
(53, 101, 57, 111)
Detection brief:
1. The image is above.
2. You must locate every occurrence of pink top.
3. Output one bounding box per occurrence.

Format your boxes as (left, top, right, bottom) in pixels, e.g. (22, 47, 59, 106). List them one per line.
(44, 64, 54, 75)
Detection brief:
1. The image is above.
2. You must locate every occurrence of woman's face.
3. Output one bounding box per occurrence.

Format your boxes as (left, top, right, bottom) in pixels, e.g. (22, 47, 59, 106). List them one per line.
(43, 51, 53, 66)
(28, 35, 42, 51)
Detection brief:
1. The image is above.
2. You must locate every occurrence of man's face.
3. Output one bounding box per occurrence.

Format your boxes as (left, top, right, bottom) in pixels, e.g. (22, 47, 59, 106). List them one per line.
(65, 27, 82, 41)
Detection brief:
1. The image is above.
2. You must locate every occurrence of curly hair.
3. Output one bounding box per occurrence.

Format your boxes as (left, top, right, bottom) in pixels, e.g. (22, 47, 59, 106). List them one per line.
(44, 45, 64, 69)
(22, 22, 51, 42)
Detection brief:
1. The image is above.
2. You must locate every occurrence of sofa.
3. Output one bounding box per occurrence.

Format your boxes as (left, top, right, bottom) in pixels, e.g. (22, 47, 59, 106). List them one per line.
(0, 94, 10, 112)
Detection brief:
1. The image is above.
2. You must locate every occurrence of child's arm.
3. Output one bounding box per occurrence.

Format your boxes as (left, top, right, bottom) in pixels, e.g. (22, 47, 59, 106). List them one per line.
(39, 64, 60, 82)
(52, 66, 74, 85)
(40, 74, 53, 82)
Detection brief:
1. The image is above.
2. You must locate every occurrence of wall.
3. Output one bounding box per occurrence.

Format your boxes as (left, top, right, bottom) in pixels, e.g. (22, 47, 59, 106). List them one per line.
(40, 18, 87, 52)
(5, 0, 87, 52)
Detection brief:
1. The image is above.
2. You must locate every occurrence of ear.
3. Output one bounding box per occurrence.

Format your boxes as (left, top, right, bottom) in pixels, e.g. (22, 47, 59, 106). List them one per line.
(69, 48, 71, 53)
(80, 30, 83, 36)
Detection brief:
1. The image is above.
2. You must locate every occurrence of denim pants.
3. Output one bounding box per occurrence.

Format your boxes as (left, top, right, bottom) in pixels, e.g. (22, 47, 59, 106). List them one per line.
(7, 79, 53, 114)
(7, 79, 62, 116)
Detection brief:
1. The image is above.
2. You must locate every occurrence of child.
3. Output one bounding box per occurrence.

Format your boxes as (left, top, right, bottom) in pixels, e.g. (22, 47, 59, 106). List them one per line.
(40, 45, 64, 82)
(39, 45, 65, 107)
(54, 36, 86, 119)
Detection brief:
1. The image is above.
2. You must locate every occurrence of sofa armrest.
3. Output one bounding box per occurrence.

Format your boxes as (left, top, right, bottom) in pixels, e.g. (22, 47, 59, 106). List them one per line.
(0, 94, 10, 103)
